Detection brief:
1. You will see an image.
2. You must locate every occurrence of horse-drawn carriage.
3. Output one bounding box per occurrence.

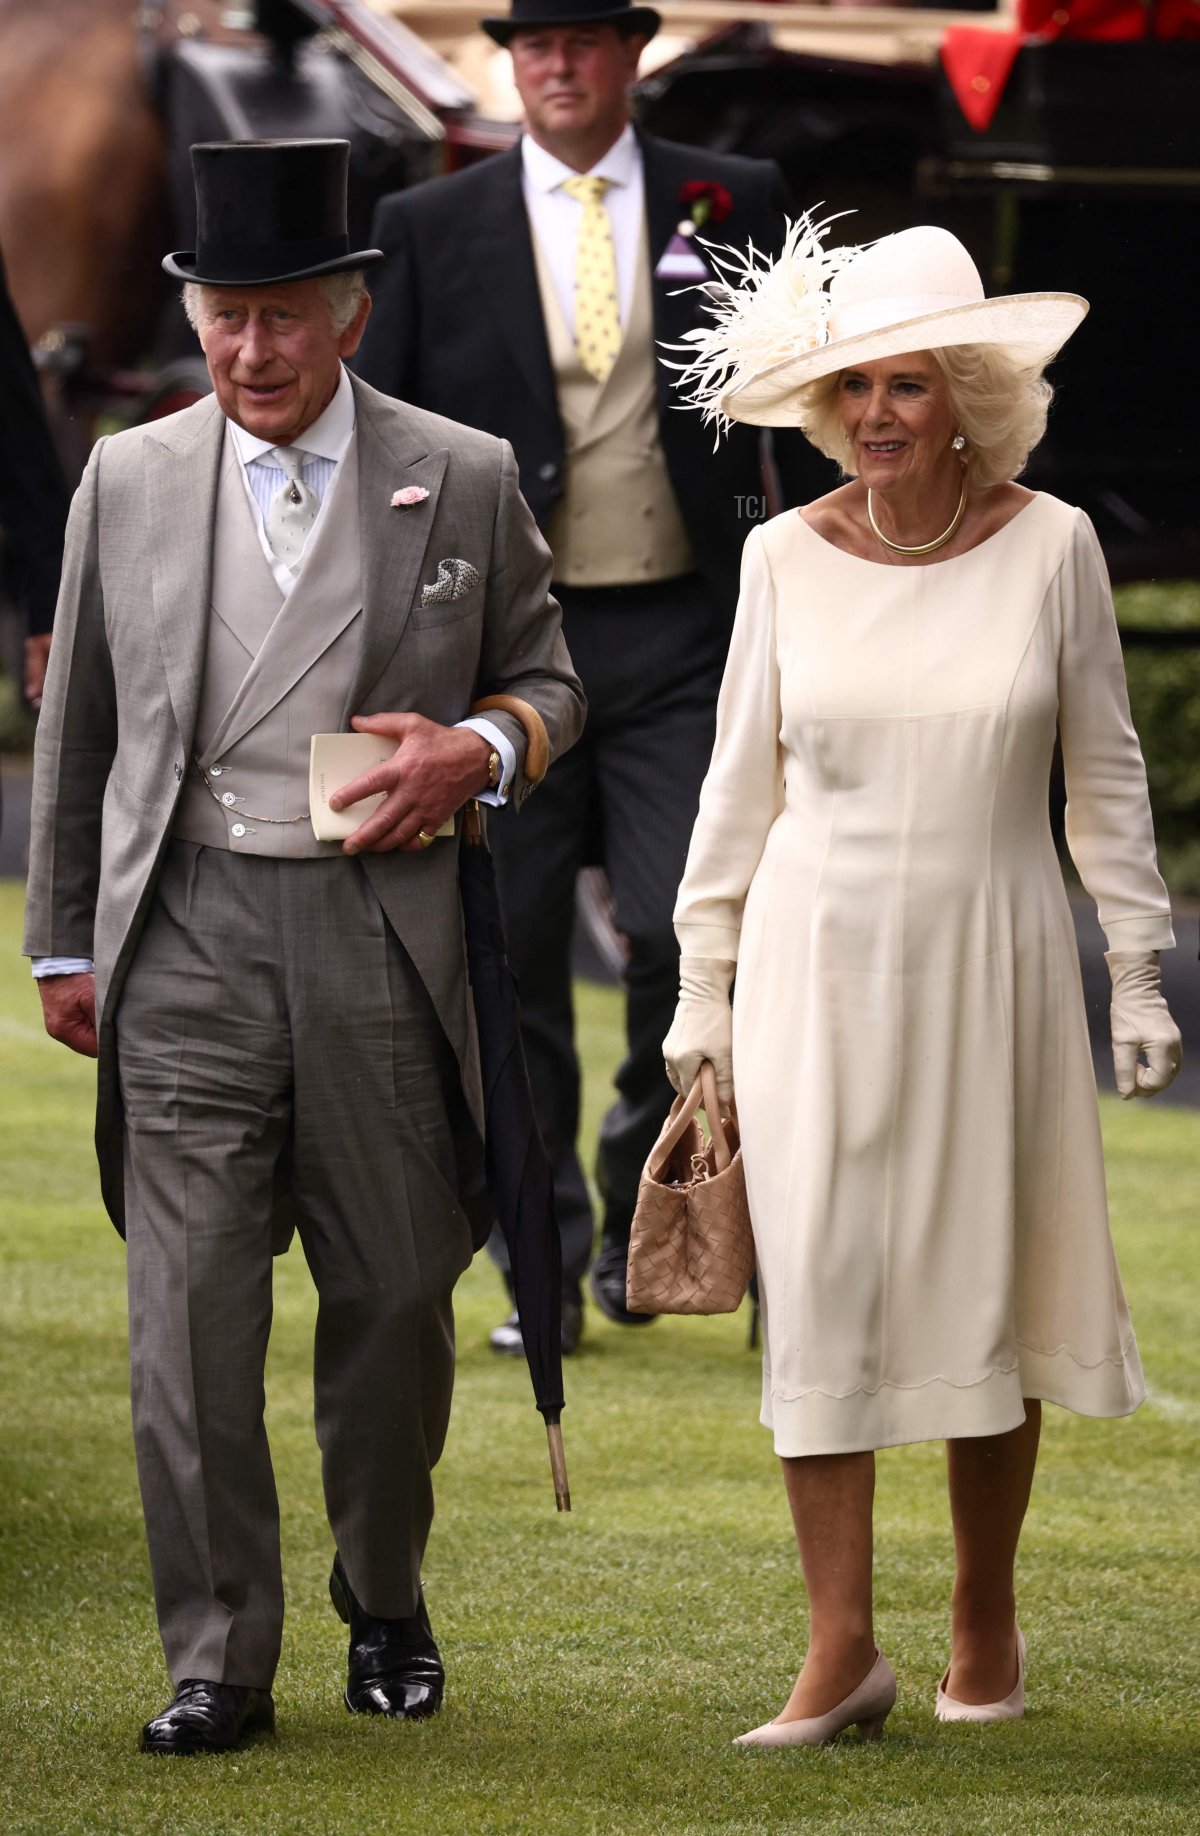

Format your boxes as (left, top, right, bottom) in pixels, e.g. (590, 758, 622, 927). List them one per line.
(10, 0, 496, 482)
(2, 0, 1197, 578)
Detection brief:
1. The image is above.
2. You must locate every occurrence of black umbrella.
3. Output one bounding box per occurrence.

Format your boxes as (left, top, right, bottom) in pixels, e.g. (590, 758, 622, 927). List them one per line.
(460, 704, 570, 1510)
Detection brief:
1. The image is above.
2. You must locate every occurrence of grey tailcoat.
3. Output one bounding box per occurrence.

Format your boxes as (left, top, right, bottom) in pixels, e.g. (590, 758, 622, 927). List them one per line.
(23, 374, 586, 1235)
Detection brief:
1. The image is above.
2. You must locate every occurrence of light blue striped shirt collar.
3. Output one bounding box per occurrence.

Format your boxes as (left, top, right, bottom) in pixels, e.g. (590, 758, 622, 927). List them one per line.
(226, 365, 355, 588)
(227, 362, 356, 474)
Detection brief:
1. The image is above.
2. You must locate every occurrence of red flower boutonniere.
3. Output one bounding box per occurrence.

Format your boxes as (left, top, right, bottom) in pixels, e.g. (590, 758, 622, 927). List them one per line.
(655, 182, 735, 284)
(677, 180, 734, 238)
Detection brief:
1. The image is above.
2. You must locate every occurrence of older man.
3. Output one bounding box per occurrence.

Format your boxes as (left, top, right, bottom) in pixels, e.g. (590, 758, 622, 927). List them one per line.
(24, 138, 583, 1755)
(357, 0, 829, 1351)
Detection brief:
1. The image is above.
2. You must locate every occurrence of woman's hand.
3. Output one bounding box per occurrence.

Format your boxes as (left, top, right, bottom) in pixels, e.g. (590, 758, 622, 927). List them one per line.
(663, 956, 736, 1102)
(1106, 951, 1182, 1098)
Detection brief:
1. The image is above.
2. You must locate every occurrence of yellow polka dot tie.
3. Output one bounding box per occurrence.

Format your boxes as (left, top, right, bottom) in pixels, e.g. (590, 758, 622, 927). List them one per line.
(562, 175, 621, 386)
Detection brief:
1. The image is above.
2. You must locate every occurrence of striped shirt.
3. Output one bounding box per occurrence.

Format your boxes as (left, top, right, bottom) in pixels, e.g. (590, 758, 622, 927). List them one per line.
(228, 365, 356, 594)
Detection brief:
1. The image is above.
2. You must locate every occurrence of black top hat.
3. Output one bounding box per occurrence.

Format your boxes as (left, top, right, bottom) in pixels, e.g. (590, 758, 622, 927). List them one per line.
(162, 139, 383, 287)
(481, 0, 661, 48)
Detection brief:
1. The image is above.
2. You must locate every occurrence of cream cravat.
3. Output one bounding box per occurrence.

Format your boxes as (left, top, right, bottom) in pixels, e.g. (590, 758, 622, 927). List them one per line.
(264, 446, 320, 569)
(562, 174, 621, 385)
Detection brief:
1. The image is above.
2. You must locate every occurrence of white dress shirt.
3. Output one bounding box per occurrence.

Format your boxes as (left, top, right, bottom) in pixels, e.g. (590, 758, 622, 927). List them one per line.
(33, 365, 514, 980)
(521, 123, 644, 339)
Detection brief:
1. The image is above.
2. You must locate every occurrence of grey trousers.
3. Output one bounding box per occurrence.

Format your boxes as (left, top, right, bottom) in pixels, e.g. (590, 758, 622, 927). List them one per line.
(116, 842, 481, 1689)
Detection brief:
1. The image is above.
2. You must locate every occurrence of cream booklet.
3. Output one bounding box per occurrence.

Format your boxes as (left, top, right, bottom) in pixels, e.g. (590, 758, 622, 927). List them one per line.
(309, 733, 455, 843)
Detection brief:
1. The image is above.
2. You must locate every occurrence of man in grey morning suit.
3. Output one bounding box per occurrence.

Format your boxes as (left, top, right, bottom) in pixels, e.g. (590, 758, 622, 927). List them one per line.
(23, 139, 584, 1756)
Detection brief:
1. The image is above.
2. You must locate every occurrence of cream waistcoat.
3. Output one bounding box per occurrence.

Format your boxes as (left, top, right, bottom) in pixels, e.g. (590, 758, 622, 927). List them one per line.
(534, 215, 693, 587)
(172, 426, 362, 857)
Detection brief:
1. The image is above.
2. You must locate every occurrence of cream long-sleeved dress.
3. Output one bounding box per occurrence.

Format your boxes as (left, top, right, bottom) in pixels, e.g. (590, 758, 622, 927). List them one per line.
(673, 494, 1175, 1457)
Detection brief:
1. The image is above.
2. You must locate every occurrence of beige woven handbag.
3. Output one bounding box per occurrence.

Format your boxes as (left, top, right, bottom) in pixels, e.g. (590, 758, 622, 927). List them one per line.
(626, 1060, 755, 1316)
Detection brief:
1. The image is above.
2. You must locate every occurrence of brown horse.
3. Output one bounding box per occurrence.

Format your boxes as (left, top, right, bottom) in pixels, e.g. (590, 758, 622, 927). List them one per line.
(0, 0, 229, 364)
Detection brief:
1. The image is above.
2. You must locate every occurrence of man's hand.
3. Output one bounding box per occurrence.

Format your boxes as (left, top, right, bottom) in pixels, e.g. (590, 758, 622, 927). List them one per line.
(38, 972, 98, 1057)
(331, 712, 491, 855)
(24, 633, 53, 709)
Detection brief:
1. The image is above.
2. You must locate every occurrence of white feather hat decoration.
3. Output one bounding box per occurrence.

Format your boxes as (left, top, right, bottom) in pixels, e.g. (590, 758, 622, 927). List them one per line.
(667, 219, 1089, 435)
(663, 209, 855, 442)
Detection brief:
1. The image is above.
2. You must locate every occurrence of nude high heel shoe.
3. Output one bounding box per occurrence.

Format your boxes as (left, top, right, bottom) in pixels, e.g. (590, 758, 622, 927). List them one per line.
(734, 1648, 896, 1748)
(935, 1628, 1026, 1723)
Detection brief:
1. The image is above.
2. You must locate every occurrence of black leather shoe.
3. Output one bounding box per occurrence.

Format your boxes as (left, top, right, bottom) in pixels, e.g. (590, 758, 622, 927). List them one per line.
(490, 1285, 584, 1356)
(589, 1236, 656, 1326)
(139, 1679, 275, 1755)
(330, 1552, 444, 1720)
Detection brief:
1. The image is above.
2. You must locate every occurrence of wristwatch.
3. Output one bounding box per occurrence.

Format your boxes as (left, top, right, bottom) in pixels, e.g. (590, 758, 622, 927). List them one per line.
(485, 746, 502, 792)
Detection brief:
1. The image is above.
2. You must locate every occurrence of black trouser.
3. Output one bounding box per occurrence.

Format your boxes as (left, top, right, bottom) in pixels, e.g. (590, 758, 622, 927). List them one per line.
(488, 572, 728, 1286)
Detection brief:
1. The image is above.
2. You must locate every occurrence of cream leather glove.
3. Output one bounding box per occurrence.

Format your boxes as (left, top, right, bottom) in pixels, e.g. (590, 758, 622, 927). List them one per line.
(663, 956, 735, 1103)
(1106, 951, 1183, 1099)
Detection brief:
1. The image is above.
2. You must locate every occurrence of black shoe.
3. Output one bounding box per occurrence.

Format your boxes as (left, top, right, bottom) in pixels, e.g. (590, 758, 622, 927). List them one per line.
(330, 1552, 444, 1720)
(589, 1236, 656, 1326)
(489, 1285, 585, 1357)
(139, 1679, 275, 1755)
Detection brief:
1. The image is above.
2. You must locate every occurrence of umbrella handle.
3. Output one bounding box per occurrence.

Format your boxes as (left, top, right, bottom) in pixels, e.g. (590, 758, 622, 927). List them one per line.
(546, 1421, 571, 1512)
(462, 800, 484, 846)
(471, 694, 550, 787)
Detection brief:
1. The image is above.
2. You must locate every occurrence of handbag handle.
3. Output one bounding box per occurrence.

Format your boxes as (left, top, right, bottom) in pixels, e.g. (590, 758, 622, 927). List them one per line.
(699, 1060, 735, 1172)
(648, 1061, 734, 1180)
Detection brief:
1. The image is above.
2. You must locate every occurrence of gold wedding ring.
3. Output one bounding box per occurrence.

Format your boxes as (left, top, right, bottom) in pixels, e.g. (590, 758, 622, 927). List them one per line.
(417, 829, 435, 848)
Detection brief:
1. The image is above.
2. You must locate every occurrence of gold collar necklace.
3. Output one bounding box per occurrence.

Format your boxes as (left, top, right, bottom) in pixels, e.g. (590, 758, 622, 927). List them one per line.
(867, 476, 968, 557)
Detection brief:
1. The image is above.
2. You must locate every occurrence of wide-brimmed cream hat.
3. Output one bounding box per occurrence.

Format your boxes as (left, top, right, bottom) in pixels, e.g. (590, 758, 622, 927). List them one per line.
(667, 218, 1088, 435)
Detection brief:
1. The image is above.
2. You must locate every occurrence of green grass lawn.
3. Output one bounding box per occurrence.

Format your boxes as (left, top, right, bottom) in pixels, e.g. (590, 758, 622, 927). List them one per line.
(1, 880, 1197, 1835)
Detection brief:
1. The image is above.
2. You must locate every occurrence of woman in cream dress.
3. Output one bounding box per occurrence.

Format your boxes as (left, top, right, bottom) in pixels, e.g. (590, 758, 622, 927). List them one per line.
(663, 224, 1182, 1746)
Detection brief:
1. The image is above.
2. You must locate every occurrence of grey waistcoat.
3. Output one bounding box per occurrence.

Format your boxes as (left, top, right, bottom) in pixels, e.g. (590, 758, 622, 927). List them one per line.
(172, 428, 362, 858)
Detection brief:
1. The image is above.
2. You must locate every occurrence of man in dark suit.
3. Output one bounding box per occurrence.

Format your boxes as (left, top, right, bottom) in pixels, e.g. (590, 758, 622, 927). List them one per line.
(357, 0, 829, 1348)
(0, 243, 67, 728)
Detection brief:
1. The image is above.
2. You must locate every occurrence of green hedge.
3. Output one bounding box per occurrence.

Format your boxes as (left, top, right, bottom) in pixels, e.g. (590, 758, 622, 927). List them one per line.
(1115, 583, 1200, 897)
(0, 667, 34, 753)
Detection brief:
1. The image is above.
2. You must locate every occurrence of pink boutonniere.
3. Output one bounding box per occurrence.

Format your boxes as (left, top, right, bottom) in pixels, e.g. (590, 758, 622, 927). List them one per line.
(391, 485, 430, 509)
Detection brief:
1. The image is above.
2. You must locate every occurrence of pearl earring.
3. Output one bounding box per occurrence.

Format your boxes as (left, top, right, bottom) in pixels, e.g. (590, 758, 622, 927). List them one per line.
(951, 434, 966, 452)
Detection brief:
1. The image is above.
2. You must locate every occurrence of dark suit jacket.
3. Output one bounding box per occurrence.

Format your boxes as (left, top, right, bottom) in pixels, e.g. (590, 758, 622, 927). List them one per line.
(0, 246, 68, 639)
(356, 131, 833, 618)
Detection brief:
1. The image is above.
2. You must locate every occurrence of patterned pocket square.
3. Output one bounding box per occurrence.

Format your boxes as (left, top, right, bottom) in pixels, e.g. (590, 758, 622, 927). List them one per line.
(421, 558, 481, 606)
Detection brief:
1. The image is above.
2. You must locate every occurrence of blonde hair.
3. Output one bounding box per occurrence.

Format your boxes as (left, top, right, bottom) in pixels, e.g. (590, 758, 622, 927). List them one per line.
(792, 344, 1054, 491)
(181, 269, 368, 337)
